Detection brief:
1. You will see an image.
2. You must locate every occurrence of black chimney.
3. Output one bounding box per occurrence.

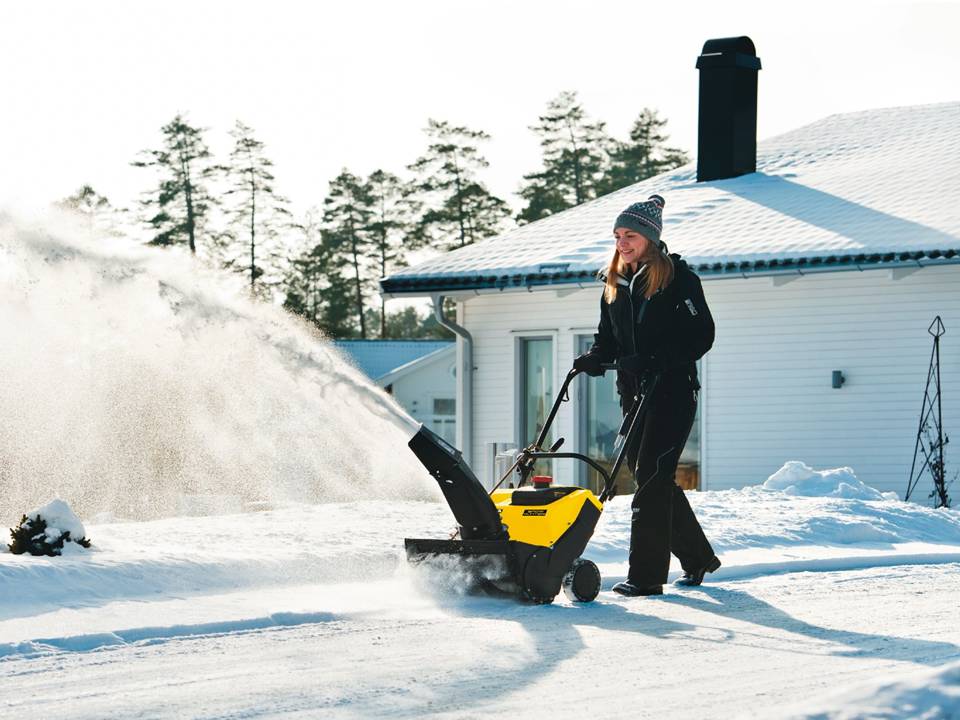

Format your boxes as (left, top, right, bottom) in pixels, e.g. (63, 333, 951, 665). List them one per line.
(696, 36, 761, 182)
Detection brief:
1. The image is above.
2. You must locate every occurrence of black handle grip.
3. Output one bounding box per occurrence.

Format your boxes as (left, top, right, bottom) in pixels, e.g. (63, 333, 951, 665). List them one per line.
(568, 363, 619, 379)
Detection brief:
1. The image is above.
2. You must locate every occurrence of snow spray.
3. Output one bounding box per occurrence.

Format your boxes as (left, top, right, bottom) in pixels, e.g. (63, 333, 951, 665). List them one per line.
(0, 213, 435, 524)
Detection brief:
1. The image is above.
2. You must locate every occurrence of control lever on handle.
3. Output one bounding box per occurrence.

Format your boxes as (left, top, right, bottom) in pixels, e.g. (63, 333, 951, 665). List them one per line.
(548, 437, 564, 453)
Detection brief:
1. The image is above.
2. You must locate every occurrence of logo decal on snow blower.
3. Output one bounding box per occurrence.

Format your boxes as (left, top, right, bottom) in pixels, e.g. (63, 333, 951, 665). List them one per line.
(684, 298, 698, 317)
(522, 509, 547, 516)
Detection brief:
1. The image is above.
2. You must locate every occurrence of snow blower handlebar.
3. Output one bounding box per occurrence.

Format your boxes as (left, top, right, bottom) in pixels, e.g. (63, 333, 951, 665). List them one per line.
(504, 364, 660, 503)
(598, 372, 659, 502)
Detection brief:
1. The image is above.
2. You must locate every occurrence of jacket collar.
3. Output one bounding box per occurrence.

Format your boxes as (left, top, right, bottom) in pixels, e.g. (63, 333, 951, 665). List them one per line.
(596, 267, 639, 288)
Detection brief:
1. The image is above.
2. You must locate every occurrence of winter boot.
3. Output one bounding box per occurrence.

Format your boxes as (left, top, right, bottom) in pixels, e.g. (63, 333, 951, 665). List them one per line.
(612, 581, 663, 597)
(674, 556, 721, 587)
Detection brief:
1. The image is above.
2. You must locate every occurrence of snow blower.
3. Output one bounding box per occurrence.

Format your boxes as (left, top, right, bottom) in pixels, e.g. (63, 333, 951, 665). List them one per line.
(404, 365, 658, 604)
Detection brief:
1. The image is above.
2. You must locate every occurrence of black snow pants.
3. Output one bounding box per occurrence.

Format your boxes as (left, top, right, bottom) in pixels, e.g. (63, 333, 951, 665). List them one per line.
(623, 373, 716, 586)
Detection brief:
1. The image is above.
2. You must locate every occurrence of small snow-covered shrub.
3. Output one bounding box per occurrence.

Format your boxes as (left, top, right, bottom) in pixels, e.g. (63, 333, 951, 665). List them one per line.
(7, 499, 91, 556)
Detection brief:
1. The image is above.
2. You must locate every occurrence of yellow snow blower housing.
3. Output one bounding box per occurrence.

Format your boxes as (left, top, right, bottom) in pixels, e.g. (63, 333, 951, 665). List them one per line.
(491, 486, 602, 548)
(405, 366, 659, 604)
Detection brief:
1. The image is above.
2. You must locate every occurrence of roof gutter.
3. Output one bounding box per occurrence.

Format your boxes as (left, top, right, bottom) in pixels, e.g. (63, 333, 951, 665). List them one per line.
(431, 294, 473, 465)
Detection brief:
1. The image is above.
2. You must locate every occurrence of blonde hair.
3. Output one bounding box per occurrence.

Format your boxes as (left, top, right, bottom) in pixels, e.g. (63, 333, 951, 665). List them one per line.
(603, 247, 675, 304)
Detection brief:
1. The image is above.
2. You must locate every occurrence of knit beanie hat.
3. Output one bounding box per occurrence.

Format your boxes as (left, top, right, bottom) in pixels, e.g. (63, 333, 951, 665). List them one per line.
(614, 194, 665, 246)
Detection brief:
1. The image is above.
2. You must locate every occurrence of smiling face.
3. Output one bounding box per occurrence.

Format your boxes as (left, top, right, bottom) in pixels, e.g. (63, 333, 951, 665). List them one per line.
(614, 227, 653, 269)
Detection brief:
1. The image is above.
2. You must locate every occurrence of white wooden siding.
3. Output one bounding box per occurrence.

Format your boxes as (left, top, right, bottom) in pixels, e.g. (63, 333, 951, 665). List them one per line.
(703, 265, 959, 496)
(390, 352, 456, 433)
(460, 265, 960, 499)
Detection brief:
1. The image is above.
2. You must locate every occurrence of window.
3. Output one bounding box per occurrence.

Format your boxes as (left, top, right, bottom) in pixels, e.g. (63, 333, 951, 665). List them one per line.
(433, 398, 455, 416)
(519, 337, 553, 476)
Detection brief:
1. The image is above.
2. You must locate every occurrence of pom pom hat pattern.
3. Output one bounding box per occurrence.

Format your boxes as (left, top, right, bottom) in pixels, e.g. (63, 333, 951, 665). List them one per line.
(614, 194, 666, 246)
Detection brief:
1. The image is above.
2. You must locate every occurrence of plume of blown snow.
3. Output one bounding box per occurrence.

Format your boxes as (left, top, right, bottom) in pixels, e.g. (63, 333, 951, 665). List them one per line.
(0, 211, 436, 524)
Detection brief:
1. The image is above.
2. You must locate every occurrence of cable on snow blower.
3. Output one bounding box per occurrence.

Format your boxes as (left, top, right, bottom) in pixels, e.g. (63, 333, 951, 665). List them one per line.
(405, 365, 659, 604)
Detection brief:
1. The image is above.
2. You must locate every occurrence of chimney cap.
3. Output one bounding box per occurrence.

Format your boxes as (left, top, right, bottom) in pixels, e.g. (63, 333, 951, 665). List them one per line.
(701, 36, 757, 55)
(696, 36, 762, 71)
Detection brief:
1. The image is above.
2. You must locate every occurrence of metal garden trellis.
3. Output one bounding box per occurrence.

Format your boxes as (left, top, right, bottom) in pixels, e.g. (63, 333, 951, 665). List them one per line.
(905, 316, 951, 507)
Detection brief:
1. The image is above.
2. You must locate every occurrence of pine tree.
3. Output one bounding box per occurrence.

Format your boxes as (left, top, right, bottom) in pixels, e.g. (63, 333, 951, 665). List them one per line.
(372, 305, 454, 340)
(221, 121, 292, 299)
(283, 212, 357, 338)
(283, 212, 324, 323)
(322, 170, 373, 338)
(519, 91, 612, 222)
(408, 119, 510, 251)
(132, 114, 219, 254)
(366, 170, 417, 337)
(56, 185, 121, 237)
(600, 108, 690, 194)
(516, 175, 568, 225)
(300, 237, 357, 338)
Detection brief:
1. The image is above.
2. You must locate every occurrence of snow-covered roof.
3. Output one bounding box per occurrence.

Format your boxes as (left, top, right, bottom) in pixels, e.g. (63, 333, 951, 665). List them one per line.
(333, 340, 454, 381)
(377, 343, 454, 387)
(382, 102, 960, 296)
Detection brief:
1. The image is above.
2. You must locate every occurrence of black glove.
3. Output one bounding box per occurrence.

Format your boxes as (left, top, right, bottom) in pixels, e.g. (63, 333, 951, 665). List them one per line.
(572, 352, 604, 377)
(618, 353, 657, 377)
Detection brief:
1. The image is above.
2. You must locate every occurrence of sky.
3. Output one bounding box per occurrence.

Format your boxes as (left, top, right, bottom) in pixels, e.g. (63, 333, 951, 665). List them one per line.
(2, 0, 958, 220)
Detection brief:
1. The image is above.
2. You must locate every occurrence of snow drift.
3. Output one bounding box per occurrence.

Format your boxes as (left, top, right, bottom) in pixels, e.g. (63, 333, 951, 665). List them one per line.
(0, 213, 435, 524)
(791, 658, 960, 719)
(763, 461, 899, 501)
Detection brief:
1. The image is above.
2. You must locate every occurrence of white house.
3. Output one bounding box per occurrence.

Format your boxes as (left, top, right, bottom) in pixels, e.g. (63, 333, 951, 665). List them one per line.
(334, 340, 457, 446)
(381, 40, 959, 500)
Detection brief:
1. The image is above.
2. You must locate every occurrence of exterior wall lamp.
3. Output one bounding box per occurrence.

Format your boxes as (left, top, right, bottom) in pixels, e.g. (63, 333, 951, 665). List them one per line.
(832, 371, 846, 389)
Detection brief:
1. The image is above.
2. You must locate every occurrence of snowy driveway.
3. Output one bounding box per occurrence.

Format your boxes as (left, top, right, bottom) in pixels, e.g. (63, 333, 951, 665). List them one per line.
(3, 495, 960, 718)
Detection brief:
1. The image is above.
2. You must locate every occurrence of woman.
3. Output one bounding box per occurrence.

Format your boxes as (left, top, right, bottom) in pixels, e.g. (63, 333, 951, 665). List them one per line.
(573, 194, 720, 597)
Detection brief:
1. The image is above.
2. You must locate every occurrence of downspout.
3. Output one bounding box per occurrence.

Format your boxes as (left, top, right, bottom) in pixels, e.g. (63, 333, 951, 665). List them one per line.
(431, 294, 473, 464)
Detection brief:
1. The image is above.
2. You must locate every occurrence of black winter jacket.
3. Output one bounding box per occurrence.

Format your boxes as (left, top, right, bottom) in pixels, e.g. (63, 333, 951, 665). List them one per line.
(587, 254, 714, 395)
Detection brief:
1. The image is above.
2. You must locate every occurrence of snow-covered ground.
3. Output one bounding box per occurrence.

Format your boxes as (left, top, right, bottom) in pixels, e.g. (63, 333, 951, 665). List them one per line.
(3, 486, 960, 719)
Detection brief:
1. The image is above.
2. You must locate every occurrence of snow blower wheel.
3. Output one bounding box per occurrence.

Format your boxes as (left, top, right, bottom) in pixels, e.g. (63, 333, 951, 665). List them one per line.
(562, 558, 601, 603)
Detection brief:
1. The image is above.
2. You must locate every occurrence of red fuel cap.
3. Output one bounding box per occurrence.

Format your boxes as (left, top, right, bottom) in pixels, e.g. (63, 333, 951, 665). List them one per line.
(532, 475, 553, 488)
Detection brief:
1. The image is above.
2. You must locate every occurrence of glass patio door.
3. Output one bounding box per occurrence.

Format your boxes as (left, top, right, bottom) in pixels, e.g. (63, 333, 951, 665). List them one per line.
(519, 337, 553, 477)
(577, 336, 623, 492)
